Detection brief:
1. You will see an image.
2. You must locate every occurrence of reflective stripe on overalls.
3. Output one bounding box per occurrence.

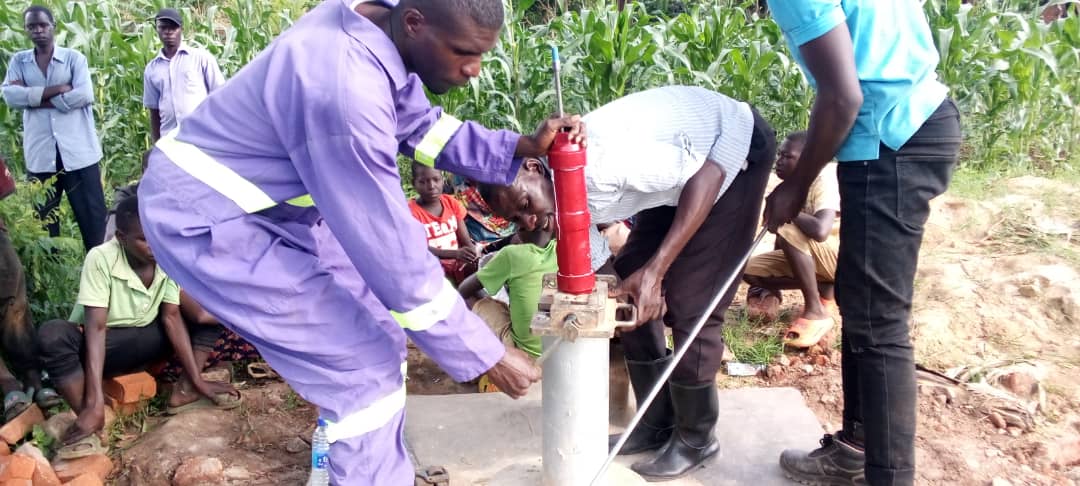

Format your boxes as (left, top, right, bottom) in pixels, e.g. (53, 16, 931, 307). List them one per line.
(154, 114, 464, 441)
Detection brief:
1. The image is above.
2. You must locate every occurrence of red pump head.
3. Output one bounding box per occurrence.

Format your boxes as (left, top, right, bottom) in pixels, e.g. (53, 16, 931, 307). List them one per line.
(547, 132, 595, 295)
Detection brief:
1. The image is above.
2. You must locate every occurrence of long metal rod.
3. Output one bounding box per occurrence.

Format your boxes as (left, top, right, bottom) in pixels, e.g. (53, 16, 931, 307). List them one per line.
(534, 337, 563, 367)
(551, 45, 564, 118)
(589, 228, 769, 485)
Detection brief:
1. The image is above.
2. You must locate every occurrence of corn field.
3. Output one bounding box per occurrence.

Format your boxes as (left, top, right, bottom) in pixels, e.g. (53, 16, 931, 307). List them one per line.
(0, 0, 1077, 324)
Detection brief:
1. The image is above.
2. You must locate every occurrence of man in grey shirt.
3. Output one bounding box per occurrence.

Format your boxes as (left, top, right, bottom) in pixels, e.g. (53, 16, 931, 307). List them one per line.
(143, 8, 225, 142)
(1, 5, 106, 252)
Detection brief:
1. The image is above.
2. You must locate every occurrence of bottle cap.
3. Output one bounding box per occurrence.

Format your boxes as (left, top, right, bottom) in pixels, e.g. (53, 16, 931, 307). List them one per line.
(317, 417, 327, 427)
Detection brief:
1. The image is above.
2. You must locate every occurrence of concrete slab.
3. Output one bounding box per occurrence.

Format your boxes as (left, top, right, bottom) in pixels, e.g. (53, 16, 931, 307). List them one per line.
(405, 386, 825, 485)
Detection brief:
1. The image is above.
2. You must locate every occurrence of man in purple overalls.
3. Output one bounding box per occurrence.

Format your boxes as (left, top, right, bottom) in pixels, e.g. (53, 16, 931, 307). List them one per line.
(136, 0, 584, 484)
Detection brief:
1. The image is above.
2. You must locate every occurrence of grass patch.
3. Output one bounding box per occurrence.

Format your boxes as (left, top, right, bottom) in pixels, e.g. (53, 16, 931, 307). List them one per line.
(282, 389, 304, 412)
(722, 310, 784, 365)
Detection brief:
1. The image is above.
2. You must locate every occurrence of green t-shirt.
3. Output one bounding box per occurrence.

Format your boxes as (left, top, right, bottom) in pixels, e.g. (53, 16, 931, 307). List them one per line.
(68, 239, 181, 327)
(476, 240, 558, 358)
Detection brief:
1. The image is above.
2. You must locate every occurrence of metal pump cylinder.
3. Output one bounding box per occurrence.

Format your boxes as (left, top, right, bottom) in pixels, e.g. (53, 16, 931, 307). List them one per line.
(548, 132, 594, 295)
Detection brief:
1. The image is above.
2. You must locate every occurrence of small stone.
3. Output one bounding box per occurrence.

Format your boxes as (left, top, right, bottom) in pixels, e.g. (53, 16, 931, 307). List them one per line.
(171, 456, 224, 486)
(934, 393, 949, 406)
(812, 355, 829, 367)
(788, 357, 803, 368)
(989, 412, 1007, 429)
(223, 466, 251, 481)
(985, 448, 1001, 458)
(801, 364, 814, 374)
(777, 354, 790, 367)
(1000, 372, 1037, 397)
(1018, 284, 1039, 298)
(997, 428, 1007, 435)
(285, 436, 307, 454)
(1008, 427, 1023, 437)
(200, 368, 232, 384)
(43, 411, 77, 443)
(807, 345, 824, 357)
(819, 394, 837, 405)
(991, 478, 1013, 486)
(765, 365, 785, 380)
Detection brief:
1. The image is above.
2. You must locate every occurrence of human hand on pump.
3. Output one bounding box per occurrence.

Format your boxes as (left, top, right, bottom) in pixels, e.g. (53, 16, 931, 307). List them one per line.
(516, 114, 587, 157)
(486, 346, 541, 399)
(613, 266, 666, 329)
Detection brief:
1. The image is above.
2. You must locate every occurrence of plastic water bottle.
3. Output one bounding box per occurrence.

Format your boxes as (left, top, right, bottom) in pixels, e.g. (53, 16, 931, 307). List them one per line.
(306, 418, 330, 486)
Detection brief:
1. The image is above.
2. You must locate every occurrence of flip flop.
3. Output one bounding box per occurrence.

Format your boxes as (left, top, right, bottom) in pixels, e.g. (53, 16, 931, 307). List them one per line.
(165, 392, 243, 415)
(246, 362, 279, 380)
(782, 317, 835, 348)
(29, 387, 64, 409)
(3, 390, 31, 423)
(56, 433, 106, 460)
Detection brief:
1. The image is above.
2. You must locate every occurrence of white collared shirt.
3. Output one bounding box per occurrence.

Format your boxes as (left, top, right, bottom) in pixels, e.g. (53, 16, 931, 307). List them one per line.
(582, 86, 755, 225)
(143, 42, 225, 134)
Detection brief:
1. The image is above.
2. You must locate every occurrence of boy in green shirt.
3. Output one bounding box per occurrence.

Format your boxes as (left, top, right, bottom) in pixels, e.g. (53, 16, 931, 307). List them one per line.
(458, 186, 557, 358)
(37, 195, 239, 459)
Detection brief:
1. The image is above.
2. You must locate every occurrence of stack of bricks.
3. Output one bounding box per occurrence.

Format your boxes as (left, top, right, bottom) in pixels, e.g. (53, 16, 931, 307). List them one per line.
(103, 372, 157, 416)
(0, 451, 109, 486)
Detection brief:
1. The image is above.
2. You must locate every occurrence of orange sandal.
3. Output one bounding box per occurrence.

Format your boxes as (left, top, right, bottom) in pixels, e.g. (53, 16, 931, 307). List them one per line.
(783, 317, 835, 348)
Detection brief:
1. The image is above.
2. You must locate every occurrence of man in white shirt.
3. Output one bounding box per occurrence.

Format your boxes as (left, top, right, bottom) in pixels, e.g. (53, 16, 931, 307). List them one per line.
(143, 8, 225, 141)
(480, 85, 776, 481)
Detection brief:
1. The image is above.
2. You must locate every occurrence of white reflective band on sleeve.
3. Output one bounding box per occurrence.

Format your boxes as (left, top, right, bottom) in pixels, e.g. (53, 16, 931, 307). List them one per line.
(391, 278, 458, 331)
(323, 366, 408, 444)
(414, 114, 464, 167)
(155, 131, 278, 214)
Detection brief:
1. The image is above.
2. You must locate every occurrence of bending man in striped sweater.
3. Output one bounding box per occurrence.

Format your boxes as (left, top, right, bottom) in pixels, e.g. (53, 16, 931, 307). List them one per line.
(481, 85, 777, 481)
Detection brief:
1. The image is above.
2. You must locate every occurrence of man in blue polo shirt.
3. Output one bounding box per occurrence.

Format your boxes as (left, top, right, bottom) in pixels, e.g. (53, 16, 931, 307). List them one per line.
(761, 1, 961, 485)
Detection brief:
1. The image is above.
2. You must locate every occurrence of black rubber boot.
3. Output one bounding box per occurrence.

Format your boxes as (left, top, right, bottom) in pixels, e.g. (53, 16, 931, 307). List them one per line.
(631, 381, 720, 481)
(608, 352, 674, 455)
(779, 433, 867, 485)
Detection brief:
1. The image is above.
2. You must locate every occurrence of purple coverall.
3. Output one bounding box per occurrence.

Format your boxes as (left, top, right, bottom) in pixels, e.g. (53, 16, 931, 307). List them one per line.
(137, 1, 521, 483)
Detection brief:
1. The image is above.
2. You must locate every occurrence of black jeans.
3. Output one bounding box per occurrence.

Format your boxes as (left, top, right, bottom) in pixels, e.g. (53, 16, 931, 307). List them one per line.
(614, 107, 776, 385)
(835, 99, 961, 485)
(37, 317, 221, 382)
(28, 151, 107, 253)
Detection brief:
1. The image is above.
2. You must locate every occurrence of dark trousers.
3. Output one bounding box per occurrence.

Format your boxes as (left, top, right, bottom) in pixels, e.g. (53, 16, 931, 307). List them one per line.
(0, 224, 39, 377)
(28, 151, 107, 253)
(36, 317, 221, 383)
(836, 100, 961, 486)
(614, 108, 776, 385)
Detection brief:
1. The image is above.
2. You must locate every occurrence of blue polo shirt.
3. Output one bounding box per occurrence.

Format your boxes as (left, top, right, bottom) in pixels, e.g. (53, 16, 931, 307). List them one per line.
(767, 0, 948, 162)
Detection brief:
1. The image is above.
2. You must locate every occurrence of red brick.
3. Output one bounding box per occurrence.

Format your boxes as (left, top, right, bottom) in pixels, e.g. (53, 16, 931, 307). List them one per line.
(13, 445, 59, 486)
(4, 479, 33, 486)
(50, 455, 111, 484)
(30, 458, 59, 486)
(0, 454, 36, 480)
(0, 444, 9, 456)
(0, 406, 45, 445)
(103, 396, 140, 417)
(59, 475, 101, 486)
(103, 373, 156, 404)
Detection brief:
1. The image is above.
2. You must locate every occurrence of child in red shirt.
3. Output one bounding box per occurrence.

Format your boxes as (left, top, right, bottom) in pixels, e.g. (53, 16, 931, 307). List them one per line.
(408, 162, 480, 284)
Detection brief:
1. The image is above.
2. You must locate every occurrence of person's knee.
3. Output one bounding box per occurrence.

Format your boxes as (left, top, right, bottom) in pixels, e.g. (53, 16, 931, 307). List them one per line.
(36, 319, 78, 351)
